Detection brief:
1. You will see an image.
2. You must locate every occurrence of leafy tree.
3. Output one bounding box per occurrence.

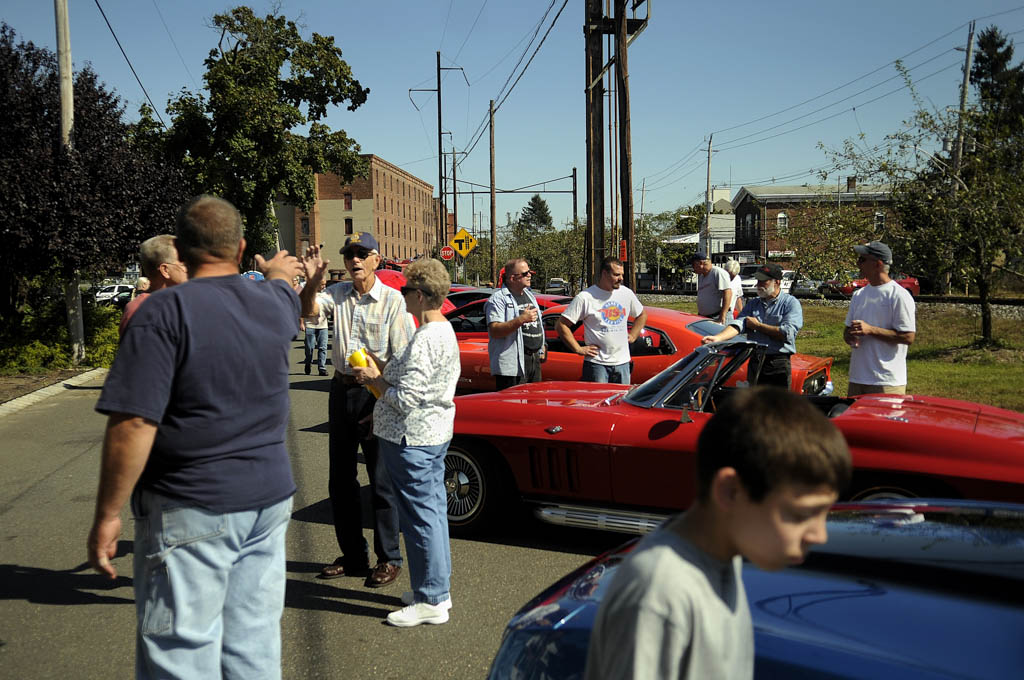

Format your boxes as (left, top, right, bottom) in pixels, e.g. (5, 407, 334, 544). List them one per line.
(0, 24, 189, 349)
(824, 29, 1024, 343)
(779, 189, 876, 281)
(163, 6, 369, 261)
(516, 194, 554, 234)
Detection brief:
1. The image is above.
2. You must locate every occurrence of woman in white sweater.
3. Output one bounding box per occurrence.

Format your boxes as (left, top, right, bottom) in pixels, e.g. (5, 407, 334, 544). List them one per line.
(353, 258, 460, 627)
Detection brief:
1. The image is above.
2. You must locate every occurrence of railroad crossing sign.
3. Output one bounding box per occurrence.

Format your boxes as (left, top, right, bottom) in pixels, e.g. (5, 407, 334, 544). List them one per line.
(449, 228, 477, 258)
(440, 245, 455, 261)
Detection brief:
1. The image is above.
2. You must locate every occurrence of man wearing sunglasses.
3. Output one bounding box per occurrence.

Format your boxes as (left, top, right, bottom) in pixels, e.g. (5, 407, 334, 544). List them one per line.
(485, 258, 547, 390)
(300, 232, 414, 589)
(844, 240, 916, 395)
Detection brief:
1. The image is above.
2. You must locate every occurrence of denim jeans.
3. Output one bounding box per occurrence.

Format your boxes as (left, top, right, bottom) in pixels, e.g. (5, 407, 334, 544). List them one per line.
(131, 488, 292, 680)
(581, 360, 631, 384)
(379, 437, 452, 605)
(304, 327, 328, 371)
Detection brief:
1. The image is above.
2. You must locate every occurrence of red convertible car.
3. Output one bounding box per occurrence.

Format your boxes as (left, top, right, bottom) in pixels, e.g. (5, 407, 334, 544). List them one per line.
(443, 342, 1024, 535)
(451, 304, 833, 396)
(822, 272, 921, 297)
(445, 294, 573, 341)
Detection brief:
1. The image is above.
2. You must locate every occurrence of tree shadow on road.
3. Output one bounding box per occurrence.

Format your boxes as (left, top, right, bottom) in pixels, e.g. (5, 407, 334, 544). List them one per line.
(0, 540, 134, 606)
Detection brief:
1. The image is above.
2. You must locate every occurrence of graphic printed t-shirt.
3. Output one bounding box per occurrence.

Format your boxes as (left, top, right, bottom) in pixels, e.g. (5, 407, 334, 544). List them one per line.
(845, 280, 916, 386)
(96, 275, 300, 513)
(560, 285, 643, 366)
(512, 289, 544, 352)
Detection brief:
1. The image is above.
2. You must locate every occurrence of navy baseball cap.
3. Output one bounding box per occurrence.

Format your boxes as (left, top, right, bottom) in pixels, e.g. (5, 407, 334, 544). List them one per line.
(340, 232, 379, 255)
(854, 241, 892, 265)
(690, 251, 710, 263)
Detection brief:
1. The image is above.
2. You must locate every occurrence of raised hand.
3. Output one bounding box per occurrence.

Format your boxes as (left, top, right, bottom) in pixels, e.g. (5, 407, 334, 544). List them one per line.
(255, 250, 303, 283)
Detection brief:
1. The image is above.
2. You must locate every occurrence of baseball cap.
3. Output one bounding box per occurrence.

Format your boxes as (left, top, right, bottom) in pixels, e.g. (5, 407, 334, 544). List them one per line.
(853, 240, 892, 265)
(690, 251, 710, 263)
(752, 263, 783, 281)
(340, 232, 379, 255)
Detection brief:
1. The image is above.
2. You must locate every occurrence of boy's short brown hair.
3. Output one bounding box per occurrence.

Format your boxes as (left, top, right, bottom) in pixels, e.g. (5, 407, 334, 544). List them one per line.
(695, 387, 851, 501)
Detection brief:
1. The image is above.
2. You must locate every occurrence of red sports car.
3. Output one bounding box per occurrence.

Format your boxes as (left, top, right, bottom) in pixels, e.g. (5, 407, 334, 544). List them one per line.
(443, 342, 1024, 535)
(823, 272, 920, 297)
(445, 294, 573, 341)
(452, 304, 833, 396)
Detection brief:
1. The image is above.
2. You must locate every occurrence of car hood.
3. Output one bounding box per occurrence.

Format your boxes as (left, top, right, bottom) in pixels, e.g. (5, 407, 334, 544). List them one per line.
(487, 500, 1024, 680)
(456, 381, 630, 409)
(839, 392, 1024, 439)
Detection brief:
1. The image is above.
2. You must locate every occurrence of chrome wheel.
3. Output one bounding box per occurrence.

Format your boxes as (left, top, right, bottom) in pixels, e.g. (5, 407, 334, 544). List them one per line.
(850, 486, 916, 501)
(445, 446, 485, 525)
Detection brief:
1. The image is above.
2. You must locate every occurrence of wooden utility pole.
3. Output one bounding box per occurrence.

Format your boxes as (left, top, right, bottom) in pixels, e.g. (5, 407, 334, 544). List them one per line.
(614, 0, 635, 289)
(947, 21, 975, 295)
(584, 0, 605, 284)
(705, 135, 713, 256)
(55, 0, 85, 364)
(436, 51, 446, 248)
(489, 100, 497, 285)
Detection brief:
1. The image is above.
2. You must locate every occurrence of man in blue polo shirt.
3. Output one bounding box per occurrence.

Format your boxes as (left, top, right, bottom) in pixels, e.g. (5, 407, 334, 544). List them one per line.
(701, 262, 803, 389)
(87, 195, 304, 679)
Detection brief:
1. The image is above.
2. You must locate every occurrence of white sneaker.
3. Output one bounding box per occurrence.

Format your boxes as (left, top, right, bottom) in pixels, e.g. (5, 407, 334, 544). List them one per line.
(386, 601, 450, 627)
(401, 591, 452, 610)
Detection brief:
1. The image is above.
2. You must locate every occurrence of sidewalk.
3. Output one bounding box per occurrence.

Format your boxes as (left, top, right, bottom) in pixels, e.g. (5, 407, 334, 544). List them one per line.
(0, 368, 108, 419)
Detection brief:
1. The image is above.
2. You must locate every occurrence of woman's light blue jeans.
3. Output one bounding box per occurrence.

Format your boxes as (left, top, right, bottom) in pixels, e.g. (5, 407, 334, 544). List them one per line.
(379, 437, 452, 606)
(132, 488, 292, 679)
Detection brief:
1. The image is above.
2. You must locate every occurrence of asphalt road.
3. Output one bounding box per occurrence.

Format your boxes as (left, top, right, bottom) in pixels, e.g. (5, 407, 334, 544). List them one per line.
(0, 339, 626, 679)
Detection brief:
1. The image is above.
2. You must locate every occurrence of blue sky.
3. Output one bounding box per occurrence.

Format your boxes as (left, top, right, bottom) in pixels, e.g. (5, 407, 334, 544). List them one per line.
(4, 1, 1023, 233)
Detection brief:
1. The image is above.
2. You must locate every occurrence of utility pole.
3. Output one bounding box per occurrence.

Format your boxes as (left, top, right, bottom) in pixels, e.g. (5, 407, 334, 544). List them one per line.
(436, 52, 445, 249)
(705, 135, 713, 257)
(948, 21, 975, 294)
(584, 0, 606, 285)
(615, 0, 636, 288)
(490, 100, 497, 285)
(55, 0, 84, 364)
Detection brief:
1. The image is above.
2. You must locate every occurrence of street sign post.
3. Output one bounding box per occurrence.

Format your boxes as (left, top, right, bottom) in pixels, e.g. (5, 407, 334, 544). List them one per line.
(440, 245, 455, 261)
(450, 228, 477, 258)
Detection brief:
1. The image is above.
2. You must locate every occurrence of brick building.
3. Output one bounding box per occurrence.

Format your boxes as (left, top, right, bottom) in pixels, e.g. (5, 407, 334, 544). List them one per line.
(276, 155, 437, 267)
(730, 177, 893, 261)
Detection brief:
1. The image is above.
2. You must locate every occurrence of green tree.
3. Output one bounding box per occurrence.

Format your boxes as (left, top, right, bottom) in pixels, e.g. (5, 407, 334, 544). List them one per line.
(164, 6, 369, 261)
(516, 194, 554, 234)
(0, 24, 189, 344)
(781, 187, 876, 281)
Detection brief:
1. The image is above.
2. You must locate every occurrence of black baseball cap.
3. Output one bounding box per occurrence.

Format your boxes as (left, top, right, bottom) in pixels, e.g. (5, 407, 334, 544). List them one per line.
(853, 240, 893, 265)
(753, 263, 783, 281)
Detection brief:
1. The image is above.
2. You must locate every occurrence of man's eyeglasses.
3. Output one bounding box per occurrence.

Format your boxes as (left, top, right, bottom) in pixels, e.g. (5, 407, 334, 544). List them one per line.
(344, 248, 374, 260)
(513, 270, 535, 278)
(400, 286, 423, 296)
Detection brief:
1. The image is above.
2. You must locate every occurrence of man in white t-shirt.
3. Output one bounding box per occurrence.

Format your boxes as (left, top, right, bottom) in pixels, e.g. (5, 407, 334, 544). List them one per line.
(557, 256, 648, 384)
(692, 251, 733, 324)
(844, 241, 916, 395)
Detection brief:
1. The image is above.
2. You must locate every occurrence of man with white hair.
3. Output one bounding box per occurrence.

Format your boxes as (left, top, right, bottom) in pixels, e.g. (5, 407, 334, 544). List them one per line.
(691, 252, 732, 325)
(844, 241, 916, 395)
(118, 234, 188, 336)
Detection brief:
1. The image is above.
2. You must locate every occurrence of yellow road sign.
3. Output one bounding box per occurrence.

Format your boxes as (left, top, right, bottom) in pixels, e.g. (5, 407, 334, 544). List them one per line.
(449, 228, 477, 258)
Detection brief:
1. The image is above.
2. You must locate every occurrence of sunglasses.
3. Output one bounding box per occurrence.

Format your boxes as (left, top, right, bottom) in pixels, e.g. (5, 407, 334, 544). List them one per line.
(400, 286, 423, 296)
(344, 247, 374, 260)
(513, 270, 536, 278)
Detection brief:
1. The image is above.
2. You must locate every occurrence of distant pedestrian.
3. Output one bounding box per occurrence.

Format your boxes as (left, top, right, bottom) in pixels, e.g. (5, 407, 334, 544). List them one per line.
(724, 258, 744, 319)
(701, 263, 803, 389)
(118, 234, 188, 336)
(303, 279, 330, 376)
(692, 252, 733, 324)
(484, 258, 546, 390)
(844, 241, 916, 395)
(557, 256, 647, 384)
(584, 387, 851, 680)
(88, 195, 304, 678)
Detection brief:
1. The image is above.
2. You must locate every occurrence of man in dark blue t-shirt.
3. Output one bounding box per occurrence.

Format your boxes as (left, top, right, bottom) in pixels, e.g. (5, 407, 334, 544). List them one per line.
(87, 195, 303, 678)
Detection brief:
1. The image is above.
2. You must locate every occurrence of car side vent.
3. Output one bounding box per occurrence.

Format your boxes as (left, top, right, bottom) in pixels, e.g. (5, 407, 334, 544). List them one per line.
(528, 446, 581, 493)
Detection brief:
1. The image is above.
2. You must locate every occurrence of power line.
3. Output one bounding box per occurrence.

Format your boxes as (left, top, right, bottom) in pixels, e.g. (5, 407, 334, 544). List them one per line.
(150, 0, 198, 90)
(93, 0, 165, 127)
(452, 0, 490, 64)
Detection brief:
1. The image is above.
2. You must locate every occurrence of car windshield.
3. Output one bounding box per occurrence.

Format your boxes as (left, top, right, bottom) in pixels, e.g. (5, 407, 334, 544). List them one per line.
(624, 343, 754, 408)
(685, 318, 728, 336)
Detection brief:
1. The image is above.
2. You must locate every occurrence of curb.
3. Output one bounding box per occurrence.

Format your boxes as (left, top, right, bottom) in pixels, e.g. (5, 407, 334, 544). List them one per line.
(0, 368, 108, 419)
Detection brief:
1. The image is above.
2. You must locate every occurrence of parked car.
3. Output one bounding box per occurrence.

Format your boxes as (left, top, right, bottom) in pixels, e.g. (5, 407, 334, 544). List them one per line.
(94, 283, 133, 302)
(98, 289, 134, 310)
(739, 265, 795, 296)
(446, 287, 497, 309)
(452, 304, 833, 396)
(445, 295, 573, 341)
(821, 272, 920, 297)
(544, 278, 569, 295)
(791, 277, 823, 296)
(486, 499, 1024, 680)
(444, 341, 1024, 534)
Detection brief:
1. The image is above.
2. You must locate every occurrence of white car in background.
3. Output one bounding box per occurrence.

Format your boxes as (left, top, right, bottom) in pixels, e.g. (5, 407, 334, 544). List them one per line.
(94, 284, 133, 302)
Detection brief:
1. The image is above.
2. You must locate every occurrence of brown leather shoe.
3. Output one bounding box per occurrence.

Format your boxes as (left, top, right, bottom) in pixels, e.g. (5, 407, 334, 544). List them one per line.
(318, 557, 369, 580)
(366, 562, 401, 588)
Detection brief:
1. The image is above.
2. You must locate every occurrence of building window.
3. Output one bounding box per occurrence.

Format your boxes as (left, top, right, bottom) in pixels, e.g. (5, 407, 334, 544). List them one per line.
(300, 217, 309, 236)
(344, 193, 352, 210)
(776, 212, 788, 234)
(345, 218, 353, 235)
(874, 211, 886, 229)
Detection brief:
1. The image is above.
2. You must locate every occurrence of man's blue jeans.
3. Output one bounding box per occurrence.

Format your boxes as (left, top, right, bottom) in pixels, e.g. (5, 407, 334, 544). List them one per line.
(379, 437, 452, 605)
(581, 360, 631, 384)
(304, 327, 328, 372)
(131, 489, 292, 680)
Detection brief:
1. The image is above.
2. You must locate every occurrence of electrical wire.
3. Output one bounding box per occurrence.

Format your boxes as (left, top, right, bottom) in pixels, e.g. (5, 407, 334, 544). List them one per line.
(93, 0, 165, 127)
(150, 0, 198, 90)
(452, 0, 490, 64)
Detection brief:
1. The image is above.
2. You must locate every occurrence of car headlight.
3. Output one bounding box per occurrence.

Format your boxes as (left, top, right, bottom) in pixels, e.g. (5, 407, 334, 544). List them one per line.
(802, 372, 831, 395)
